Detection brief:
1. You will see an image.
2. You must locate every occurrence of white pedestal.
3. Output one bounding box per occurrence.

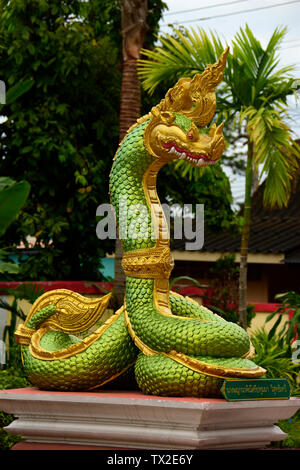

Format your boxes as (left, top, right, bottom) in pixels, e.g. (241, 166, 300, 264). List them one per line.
(0, 388, 299, 450)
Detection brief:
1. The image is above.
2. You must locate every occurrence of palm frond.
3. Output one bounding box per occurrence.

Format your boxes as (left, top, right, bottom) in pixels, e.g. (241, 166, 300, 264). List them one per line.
(138, 23, 299, 211)
(172, 158, 208, 182)
(231, 24, 295, 107)
(244, 105, 300, 208)
(250, 327, 300, 383)
(138, 27, 226, 94)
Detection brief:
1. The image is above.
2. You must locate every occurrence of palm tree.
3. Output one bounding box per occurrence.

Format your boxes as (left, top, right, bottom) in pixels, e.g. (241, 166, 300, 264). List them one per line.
(138, 24, 300, 329)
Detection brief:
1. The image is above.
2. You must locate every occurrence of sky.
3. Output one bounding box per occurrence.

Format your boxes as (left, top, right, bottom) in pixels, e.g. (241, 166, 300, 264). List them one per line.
(157, 0, 300, 205)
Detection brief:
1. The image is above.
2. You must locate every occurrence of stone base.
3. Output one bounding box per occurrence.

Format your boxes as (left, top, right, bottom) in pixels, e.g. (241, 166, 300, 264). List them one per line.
(0, 388, 300, 450)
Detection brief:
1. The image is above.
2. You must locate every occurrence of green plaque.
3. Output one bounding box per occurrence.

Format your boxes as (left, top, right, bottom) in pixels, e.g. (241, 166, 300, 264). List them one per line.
(221, 378, 290, 401)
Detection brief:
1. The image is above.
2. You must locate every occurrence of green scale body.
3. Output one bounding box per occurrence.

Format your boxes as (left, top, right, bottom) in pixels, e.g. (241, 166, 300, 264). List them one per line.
(109, 120, 263, 397)
(15, 50, 266, 395)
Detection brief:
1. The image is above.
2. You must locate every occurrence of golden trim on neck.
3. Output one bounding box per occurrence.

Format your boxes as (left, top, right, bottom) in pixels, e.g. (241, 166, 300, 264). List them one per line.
(141, 157, 174, 313)
(122, 246, 173, 280)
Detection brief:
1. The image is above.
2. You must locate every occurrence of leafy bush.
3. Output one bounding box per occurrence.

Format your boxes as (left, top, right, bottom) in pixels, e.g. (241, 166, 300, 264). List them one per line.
(0, 361, 29, 450)
(0, 0, 122, 281)
(251, 328, 300, 385)
(1, 283, 45, 368)
(250, 327, 300, 448)
(0, 176, 30, 275)
(0, 283, 36, 450)
(0, 363, 29, 391)
(266, 290, 300, 350)
(0, 0, 166, 282)
(0, 409, 24, 450)
(271, 409, 300, 449)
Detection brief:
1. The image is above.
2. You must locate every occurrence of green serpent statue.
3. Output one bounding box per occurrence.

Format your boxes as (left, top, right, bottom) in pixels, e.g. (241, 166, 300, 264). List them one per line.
(15, 48, 266, 397)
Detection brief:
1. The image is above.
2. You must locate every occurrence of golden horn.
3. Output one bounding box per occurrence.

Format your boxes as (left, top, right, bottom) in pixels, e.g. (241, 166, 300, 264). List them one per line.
(155, 47, 229, 127)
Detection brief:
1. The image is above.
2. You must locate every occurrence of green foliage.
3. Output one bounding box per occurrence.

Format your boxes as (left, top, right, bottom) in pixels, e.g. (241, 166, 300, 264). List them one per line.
(266, 290, 300, 352)
(0, 284, 45, 366)
(0, 409, 24, 450)
(0, 354, 29, 390)
(0, 177, 30, 275)
(251, 328, 299, 385)
(250, 328, 300, 449)
(4, 281, 45, 305)
(0, 177, 30, 238)
(0, 0, 122, 280)
(138, 26, 225, 95)
(0, 57, 40, 282)
(250, 324, 300, 449)
(138, 23, 300, 328)
(4, 78, 34, 105)
(0, 357, 28, 450)
(272, 409, 300, 449)
(0, 282, 42, 450)
(138, 24, 300, 209)
(82, 0, 167, 51)
(0, 0, 168, 281)
(0, 283, 45, 367)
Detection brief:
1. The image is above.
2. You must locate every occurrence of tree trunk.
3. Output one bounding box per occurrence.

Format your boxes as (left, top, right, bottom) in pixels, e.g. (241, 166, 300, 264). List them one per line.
(238, 139, 254, 330)
(113, 0, 148, 306)
(119, 58, 142, 140)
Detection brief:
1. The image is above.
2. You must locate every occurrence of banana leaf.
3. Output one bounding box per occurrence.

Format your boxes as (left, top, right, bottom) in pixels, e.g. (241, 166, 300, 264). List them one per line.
(4, 79, 34, 105)
(0, 180, 30, 237)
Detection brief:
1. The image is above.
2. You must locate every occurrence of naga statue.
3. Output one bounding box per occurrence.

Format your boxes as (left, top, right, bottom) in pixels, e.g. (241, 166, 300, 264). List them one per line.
(15, 48, 266, 397)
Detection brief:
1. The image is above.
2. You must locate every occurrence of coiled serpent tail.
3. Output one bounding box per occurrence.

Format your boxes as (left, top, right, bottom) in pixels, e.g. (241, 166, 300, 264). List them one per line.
(15, 49, 266, 395)
(16, 292, 138, 391)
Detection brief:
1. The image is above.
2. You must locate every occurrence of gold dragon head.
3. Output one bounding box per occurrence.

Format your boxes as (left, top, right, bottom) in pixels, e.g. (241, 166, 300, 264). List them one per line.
(144, 47, 229, 167)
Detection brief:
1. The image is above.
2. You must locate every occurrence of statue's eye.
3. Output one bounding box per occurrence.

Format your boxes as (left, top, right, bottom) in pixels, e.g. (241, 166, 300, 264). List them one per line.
(187, 125, 199, 141)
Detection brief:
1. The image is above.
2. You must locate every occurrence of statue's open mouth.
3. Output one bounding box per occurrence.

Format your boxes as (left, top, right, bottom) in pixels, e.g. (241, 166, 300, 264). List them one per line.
(162, 141, 214, 166)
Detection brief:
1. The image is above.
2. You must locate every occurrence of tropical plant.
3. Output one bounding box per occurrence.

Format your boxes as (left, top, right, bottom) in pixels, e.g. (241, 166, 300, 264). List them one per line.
(266, 290, 300, 353)
(0, 282, 44, 451)
(138, 25, 300, 329)
(272, 409, 300, 449)
(0, 0, 168, 284)
(0, 0, 122, 281)
(0, 282, 45, 367)
(0, 177, 30, 275)
(0, 409, 24, 450)
(251, 328, 299, 386)
(0, 178, 30, 239)
(0, 78, 33, 276)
